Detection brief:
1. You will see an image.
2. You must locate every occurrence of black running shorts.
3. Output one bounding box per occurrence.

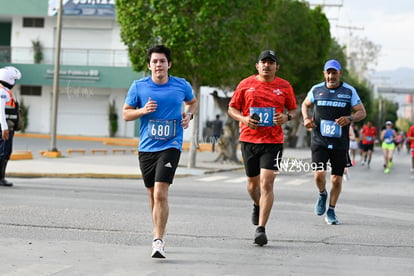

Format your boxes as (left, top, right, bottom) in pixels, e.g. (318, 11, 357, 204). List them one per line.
(240, 142, 283, 177)
(311, 145, 347, 176)
(361, 143, 374, 152)
(138, 148, 181, 188)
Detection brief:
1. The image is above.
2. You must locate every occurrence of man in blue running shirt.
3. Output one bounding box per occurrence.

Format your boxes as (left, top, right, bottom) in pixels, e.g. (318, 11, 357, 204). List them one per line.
(380, 121, 397, 174)
(123, 45, 197, 258)
(301, 59, 366, 225)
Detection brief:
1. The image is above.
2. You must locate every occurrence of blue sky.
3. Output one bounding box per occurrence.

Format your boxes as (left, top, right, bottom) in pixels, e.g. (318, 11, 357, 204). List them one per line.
(309, 0, 414, 71)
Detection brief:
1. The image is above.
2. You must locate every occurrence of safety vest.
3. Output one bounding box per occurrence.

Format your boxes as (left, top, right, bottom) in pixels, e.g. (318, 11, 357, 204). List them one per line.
(0, 84, 18, 121)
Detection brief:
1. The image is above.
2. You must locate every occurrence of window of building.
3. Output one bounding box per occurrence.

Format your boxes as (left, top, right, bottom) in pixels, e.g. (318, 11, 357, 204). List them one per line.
(21, 86, 42, 96)
(23, 18, 44, 28)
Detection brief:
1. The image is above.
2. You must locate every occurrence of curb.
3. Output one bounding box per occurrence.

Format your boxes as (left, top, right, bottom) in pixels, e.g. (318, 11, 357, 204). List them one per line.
(10, 150, 33, 160)
(14, 133, 213, 153)
(7, 172, 143, 179)
(7, 165, 245, 179)
(7, 172, 200, 179)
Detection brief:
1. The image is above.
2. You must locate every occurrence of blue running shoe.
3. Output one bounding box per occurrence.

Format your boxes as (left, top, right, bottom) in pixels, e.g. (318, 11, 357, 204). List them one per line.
(325, 209, 339, 225)
(314, 192, 327, 216)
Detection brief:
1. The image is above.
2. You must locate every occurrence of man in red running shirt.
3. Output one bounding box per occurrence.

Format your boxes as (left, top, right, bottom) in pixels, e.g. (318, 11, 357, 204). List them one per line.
(228, 50, 297, 246)
(407, 124, 414, 172)
(361, 121, 377, 167)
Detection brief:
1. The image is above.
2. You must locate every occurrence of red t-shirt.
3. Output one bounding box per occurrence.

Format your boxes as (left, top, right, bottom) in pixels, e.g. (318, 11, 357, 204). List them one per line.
(407, 125, 414, 148)
(361, 126, 377, 145)
(229, 75, 297, 144)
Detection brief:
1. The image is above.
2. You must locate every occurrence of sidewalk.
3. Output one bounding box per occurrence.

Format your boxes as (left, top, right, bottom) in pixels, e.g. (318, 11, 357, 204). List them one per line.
(7, 133, 311, 179)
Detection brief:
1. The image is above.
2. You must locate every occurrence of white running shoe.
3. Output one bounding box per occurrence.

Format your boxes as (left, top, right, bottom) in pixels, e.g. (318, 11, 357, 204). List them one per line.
(151, 239, 166, 258)
(343, 170, 350, 181)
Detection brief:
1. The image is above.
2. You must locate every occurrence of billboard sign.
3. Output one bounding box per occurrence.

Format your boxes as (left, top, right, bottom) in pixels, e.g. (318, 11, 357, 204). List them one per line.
(48, 0, 115, 17)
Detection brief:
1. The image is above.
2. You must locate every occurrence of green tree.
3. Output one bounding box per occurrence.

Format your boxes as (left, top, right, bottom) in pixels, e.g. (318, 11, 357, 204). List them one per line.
(108, 99, 118, 137)
(31, 39, 43, 64)
(117, 0, 269, 167)
(258, 1, 331, 141)
(396, 117, 411, 133)
(348, 35, 381, 82)
(329, 35, 380, 123)
(116, 0, 332, 164)
(117, 1, 261, 85)
(328, 38, 347, 61)
(349, 79, 374, 120)
(263, 2, 331, 97)
(328, 39, 376, 127)
(372, 97, 399, 130)
(18, 98, 29, 132)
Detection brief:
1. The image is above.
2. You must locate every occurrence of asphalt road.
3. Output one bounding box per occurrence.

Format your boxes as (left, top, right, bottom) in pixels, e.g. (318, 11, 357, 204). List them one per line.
(0, 148, 413, 276)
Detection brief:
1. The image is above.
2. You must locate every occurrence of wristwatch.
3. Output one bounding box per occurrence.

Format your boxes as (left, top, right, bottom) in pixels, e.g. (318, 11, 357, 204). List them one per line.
(347, 115, 354, 121)
(287, 114, 292, 121)
(187, 112, 194, 120)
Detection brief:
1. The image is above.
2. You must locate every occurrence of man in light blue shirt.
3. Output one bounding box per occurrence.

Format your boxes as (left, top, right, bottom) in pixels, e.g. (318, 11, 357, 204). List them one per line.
(123, 45, 197, 259)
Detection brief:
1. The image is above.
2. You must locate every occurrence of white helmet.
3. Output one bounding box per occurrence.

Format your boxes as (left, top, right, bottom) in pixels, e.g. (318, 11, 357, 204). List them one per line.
(0, 66, 22, 86)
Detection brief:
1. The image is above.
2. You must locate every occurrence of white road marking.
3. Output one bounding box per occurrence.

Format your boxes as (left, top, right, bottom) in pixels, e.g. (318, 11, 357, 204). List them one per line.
(199, 175, 229, 182)
(199, 175, 309, 186)
(224, 177, 247, 183)
(277, 177, 309, 186)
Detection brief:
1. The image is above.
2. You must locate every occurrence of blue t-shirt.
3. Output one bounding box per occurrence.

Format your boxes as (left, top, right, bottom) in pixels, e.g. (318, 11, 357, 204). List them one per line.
(125, 76, 194, 152)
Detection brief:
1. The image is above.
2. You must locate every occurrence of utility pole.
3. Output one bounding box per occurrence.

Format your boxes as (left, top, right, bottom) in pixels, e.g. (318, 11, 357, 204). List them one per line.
(308, 0, 343, 8)
(336, 24, 364, 58)
(44, 0, 63, 157)
(336, 24, 364, 80)
(308, 0, 343, 21)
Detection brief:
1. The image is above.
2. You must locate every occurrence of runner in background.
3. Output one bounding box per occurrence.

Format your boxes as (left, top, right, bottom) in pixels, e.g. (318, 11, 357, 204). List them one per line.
(349, 122, 359, 166)
(360, 121, 377, 168)
(380, 121, 397, 174)
(407, 124, 414, 172)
